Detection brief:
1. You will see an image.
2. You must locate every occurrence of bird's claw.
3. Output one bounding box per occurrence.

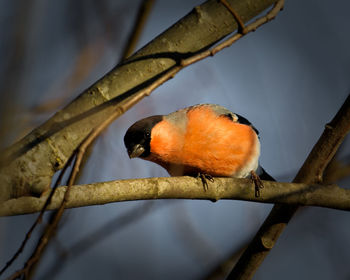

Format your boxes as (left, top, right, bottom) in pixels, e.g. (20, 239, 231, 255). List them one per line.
(250, 170, 264, 197)
(197, 173, 214, 191)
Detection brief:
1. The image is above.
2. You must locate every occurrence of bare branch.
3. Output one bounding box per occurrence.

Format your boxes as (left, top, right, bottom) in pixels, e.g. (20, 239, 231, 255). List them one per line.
(0, 156, 73, 276)
(1, 177, 349, 217)
(2, 2, 158, 277)
(1, 1, 284, 277)
(75, 0, 156, 183)
(0, 0, 279, 202)
(227, 93, 350, 279)
(38, 202, 157, 280)
(205, 152, 350, 279)
(121, 0, 155, 59)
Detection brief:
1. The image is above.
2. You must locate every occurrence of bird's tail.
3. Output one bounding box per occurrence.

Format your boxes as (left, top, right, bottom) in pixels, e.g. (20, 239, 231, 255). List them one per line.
(257, 165, 275, 181)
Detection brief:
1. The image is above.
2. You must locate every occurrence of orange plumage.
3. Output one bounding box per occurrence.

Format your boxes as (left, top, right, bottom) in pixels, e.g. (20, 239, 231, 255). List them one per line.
(124, 104, 261, 179)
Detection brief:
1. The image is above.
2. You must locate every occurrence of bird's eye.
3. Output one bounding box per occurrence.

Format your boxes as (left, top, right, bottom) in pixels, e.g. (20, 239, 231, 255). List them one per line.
(145, 131, 150, 138)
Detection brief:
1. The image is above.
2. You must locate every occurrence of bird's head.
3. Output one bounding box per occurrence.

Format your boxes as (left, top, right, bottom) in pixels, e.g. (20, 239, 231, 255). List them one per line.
(124, 115, 163, 159)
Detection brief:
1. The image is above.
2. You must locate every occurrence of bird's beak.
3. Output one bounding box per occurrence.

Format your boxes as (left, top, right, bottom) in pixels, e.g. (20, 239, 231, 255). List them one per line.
(128, 144, 145, 158)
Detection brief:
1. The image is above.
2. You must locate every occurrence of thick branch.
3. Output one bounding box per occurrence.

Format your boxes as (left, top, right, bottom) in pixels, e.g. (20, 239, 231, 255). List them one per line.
(0, 0, 278, 201)
(228, 94, 350, 279)
(1, 177, 349, 216)
(1, 4, 158, 278)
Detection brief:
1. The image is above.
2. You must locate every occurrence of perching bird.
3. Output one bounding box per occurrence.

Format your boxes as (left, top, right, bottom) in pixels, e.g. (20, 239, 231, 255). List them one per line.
(124, 104, 274, 194)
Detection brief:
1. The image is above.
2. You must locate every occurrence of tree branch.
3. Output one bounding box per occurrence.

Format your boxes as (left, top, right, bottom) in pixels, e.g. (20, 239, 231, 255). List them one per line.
(1, 177, 349, 217)
(0, 0, 279, 202)
(1, 2, 158, 277)
(38, 202, 157, 280)
(227, 93, 350, 279)
(205, 152, 350, 280)
(121, 0, 155, 59)
(1, 1, 285, 278)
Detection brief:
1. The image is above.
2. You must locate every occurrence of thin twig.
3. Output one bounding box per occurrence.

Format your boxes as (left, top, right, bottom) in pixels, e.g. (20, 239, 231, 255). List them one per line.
(7, 118, 118, 279)
(74, 0, 155, 183)
(5, 155, 76, 280)
(20, 96, 133, 279)
(4, 1, 284, 278)
(6, 88, 158, 278)
(79, 0, 156, 181)
(38, 202, 157, 280)
(121, 0, 155, 59)
(0, 156, 74, 277)
(3, 1, 157, 278)
(29, 1, 155, 116)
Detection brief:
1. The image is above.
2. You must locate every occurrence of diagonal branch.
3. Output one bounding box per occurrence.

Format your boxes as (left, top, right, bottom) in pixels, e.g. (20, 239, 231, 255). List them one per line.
(227, 93, 350, 279)
(1, 2, 285, 278)
(0, 155, 74, 277)
(0, 0, 280, 202)
(205, 152, 350, 280)
(38, 202, 157, 280)
(1, 177, 349, 217)
(121, 0, 155, 59)
(1, 2, 157, 277)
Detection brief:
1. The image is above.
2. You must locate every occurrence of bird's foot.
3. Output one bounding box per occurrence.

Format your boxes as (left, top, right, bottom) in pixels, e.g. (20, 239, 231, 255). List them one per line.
(250, 170, 264, 197)
(197, 173, 214, 191)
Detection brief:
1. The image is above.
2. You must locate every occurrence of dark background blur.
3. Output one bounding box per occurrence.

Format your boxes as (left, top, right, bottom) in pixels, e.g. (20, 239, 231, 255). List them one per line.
(0, 0, 350, 279)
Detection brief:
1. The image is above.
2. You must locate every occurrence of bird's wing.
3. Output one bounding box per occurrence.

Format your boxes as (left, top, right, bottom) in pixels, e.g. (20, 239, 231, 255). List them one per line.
(187, 104, 259, 135)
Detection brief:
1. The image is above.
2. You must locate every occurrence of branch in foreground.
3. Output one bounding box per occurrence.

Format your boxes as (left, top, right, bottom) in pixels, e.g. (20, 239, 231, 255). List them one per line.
(38, 202, 157, 280)
(228, 93, 350, 279)
(3, 2, 157, 276)
(2, 2, 284, 278)
(0, 0, 278, 202)
(121, 0, 155, 59)
(1, 177, 349, 216)
(206, 152, 350, 280)
(2, 3, 158, 278)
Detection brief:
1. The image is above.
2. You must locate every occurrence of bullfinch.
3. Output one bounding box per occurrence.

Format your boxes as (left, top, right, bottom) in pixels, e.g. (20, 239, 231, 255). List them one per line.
(124, 104, 274, 193)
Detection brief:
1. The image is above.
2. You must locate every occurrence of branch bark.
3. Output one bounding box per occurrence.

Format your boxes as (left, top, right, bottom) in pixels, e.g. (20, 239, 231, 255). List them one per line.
(1, 177, 349, 216)
(0, 0, 278, 202)
(227, 93, 350, 279)
(1, 3, 158, 278)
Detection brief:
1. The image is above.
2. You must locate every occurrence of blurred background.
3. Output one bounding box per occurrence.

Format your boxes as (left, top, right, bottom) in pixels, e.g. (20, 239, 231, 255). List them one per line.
(0, 0, 350, 279)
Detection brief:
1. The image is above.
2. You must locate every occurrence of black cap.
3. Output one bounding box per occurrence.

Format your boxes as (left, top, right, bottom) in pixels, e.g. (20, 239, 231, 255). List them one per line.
(124, 115, 163, 158)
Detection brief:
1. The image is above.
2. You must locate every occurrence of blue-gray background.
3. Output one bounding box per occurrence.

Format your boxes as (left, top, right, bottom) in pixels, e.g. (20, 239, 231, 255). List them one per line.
(0, 0, 349, 279)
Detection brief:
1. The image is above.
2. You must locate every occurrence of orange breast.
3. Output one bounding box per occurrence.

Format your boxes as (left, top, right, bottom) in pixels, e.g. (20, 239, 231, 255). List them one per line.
(150, 106, 258, 176)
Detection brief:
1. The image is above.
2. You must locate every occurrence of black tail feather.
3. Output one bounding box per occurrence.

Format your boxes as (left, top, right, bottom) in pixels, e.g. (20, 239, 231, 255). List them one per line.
(258, 166, 275, 181)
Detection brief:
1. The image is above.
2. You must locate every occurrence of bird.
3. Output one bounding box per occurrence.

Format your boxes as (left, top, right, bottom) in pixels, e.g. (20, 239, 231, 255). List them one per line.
(124, 104, 274, 195)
